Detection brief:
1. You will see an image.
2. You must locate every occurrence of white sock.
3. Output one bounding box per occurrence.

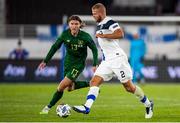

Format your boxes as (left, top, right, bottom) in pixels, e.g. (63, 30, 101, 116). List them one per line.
(84, 86, 99, 109)
(134, 86, 151, 107)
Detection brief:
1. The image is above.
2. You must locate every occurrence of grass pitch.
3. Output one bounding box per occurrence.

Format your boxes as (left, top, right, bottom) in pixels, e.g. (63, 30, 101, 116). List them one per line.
(0, 83, 180, 122)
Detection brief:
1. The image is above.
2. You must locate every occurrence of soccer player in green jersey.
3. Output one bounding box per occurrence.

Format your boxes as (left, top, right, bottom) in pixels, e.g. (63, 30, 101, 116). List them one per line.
(39, 15, 98, 114)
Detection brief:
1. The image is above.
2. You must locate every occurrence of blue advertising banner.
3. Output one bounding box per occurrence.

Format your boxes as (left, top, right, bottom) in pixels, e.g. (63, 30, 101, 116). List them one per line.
(0, 59, 62, 82)
(0, 59, 179, 83)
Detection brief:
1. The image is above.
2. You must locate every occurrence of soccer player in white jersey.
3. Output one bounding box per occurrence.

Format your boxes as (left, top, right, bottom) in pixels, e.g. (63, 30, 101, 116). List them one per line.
(73, 3, 154, 119)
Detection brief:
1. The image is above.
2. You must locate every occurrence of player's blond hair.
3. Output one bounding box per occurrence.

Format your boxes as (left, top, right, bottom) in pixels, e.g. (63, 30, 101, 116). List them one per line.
(92, 3, 106, 12)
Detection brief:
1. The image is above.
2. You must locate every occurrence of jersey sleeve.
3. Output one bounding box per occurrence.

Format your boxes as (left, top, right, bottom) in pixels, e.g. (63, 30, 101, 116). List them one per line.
(109, 20, 121, 32)
(109, 20, 124, 38)
(86, 34, 98, 66)
(43, 34, 64, 63)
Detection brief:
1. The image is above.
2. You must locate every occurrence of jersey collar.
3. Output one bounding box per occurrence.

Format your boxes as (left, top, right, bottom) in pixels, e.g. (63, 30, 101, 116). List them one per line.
(98, 16, 112, 25)
(68, 29, 81, 38)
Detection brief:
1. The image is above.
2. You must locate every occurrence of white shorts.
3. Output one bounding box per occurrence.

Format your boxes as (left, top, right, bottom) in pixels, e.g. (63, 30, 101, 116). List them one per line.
(94, 56, 133, 83)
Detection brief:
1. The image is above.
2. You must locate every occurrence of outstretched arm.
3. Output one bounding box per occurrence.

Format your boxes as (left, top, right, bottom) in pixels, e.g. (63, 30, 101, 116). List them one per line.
(43, 41, 62, 64)
(38, 37, 63, 70)
(96, 28, 124, 39)
(89, 42, 98, 72)
(88, 40, 98, 67)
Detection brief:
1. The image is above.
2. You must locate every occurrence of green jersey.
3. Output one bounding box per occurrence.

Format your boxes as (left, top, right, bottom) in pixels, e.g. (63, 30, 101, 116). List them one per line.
(43, 29, 98, 80)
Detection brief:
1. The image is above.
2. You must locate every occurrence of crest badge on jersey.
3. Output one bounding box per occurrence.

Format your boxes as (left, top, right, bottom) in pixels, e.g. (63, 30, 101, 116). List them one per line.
(78, 40, 84, 47)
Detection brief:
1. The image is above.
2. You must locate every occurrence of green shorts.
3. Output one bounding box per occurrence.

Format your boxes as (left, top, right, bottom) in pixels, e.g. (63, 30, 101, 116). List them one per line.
(64, 66, 84, 81)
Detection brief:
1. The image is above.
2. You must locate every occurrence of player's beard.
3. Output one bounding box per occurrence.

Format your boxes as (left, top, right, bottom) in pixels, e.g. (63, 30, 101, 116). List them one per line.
(71, 29, 79, 36)
(96, 16, 103, 23)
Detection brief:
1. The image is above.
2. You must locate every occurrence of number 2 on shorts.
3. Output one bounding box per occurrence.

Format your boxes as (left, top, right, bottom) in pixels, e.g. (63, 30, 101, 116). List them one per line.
(120, 71, 125, 78)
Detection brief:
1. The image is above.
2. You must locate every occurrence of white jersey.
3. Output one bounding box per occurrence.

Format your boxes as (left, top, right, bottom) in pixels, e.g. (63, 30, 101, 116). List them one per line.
(96, 17, 127, 60)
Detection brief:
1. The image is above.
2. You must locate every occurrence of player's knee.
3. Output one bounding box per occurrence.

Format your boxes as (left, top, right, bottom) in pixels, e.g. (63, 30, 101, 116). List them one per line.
(57, 87, 63, 92)
(125, 86, 135, 93)
(57, 80, 73, 92)
(67, 89, 72, 92)
(67, 86, 74, 92)
(57, 85, 66, 92)
(90, 80, 97, 86)
(90, 76, 103, 87)
(66, 83, 73, 92)
(125, 87, 132, 93)
(123, 80, 136, 93)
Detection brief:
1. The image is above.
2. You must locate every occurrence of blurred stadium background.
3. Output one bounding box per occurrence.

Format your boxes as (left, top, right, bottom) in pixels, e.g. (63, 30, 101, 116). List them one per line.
(0, 0, 180, 122)
(0, 0, 180, 83)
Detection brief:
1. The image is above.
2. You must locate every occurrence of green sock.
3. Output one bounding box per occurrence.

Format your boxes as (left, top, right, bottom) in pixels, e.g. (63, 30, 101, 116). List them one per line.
(74, 81, 89, 90)
(48, 91, 63, 108)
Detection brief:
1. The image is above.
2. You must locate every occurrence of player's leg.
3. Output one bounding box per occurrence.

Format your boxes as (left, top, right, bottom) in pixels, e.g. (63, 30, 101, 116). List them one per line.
(122, 80, 150, 106)
(122, 80, 153, 118)
(74, 80, 89, 89)
(66, 65, 90, 91)
(73, 61, 113, 114)
(114, 57, 153, 119)
(48, 67, 83, 106)
(85, 75, 103, 107)
(72, 75, 103, 114)
(40, 77, 73, 114)
(67, 80, 89, 92)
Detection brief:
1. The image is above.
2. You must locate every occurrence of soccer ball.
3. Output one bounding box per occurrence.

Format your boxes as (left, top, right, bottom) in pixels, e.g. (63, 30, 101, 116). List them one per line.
(56, 104, 71, 118)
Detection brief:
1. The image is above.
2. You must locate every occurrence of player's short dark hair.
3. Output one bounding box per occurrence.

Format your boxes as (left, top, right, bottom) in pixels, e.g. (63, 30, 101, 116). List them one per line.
(68, 15, 85, 28)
